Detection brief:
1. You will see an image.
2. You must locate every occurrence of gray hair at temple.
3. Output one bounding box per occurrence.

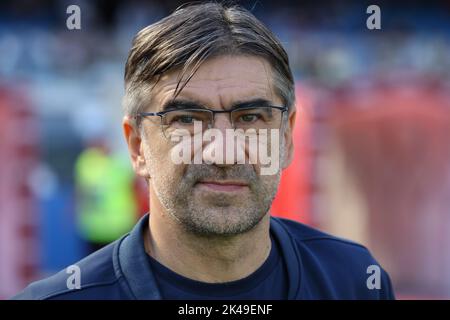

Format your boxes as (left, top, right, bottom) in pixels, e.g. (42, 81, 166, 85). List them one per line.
(123, 1, 295, 122)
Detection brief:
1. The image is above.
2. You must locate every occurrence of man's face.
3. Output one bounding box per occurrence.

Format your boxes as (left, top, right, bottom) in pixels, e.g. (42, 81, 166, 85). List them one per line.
(125, 55, 295, 236)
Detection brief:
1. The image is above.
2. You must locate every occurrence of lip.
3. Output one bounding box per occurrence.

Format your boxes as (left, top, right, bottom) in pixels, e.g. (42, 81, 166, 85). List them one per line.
(196, 180, 249, 192)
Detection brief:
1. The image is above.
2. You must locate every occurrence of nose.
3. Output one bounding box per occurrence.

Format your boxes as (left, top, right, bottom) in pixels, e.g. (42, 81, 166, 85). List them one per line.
(203, 113, 243, 166)
(211, 112, 233, 131)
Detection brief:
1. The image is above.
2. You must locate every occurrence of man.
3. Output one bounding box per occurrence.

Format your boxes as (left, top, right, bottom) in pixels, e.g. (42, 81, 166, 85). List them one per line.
(14, 2, 394, 300)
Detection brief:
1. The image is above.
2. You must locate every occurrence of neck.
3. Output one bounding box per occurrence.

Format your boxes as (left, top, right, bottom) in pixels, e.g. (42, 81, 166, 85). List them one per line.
(144, 189, 272, 283)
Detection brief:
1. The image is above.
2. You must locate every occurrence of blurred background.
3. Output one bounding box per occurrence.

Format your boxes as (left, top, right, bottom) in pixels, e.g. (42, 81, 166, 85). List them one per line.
(1, 0, 450, 299)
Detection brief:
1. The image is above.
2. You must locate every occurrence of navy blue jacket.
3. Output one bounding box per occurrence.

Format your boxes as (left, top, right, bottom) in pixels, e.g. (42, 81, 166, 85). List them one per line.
(13, 214, 395, 299)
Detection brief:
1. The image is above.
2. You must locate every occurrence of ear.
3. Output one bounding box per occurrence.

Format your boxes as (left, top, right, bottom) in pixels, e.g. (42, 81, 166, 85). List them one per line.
(123, 115, 150, 178)
(282, 108, 296, 169)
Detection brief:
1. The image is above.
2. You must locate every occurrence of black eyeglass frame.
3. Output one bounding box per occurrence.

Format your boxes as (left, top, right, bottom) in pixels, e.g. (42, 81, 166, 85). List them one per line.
(134, 105, 289, 134)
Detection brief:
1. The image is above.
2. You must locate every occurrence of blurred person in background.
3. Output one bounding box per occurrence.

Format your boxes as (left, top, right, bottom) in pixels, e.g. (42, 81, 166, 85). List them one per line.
(74, 138, 137, 252)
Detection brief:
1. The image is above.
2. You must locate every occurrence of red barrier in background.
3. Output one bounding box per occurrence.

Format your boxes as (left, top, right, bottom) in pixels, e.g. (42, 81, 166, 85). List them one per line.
(327, 82, 450, 297)
(271, 85, 313, 224)
(0, 86, 39, 298)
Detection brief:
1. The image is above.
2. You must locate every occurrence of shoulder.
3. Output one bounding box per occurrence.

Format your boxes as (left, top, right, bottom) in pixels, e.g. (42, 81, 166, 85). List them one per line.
(273, 217, 370, 253)
(12, 240, 125, 300)
(272, 217, 395, 299)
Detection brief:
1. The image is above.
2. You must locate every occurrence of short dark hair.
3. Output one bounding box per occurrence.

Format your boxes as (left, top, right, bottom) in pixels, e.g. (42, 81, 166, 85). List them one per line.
(123, 1, 295, 117)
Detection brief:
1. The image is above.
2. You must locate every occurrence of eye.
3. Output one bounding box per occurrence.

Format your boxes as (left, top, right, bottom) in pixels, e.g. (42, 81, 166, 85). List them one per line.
(178, 115, 195, 124)
(239, 114, 260, 123)
(171, 113, 208, 126)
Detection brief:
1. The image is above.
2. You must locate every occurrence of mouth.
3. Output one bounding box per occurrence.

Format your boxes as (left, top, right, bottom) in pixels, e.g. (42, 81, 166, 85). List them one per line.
(195, 180, 249, 192)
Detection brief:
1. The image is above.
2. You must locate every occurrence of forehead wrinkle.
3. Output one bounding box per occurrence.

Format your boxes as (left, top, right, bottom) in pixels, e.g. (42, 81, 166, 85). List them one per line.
(148, 57, 279, 111)
(154, 80, 272, 111)
(184, 75, 273, 110)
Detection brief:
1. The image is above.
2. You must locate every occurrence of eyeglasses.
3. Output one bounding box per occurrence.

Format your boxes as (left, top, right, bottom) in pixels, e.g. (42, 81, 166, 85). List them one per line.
(135, 105, 288, 139)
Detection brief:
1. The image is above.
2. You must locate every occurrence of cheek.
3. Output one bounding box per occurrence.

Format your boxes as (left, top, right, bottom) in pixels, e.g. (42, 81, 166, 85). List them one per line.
(248, 134, 284, 176)
(146, 137, 187, 184)
(259, 171, 280, 185)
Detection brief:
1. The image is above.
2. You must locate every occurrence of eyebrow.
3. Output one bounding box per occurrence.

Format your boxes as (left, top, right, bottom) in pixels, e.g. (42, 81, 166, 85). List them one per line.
(160, 97, 275, 112)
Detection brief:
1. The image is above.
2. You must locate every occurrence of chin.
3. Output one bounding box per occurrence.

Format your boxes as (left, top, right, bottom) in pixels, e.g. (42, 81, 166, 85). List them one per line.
(180, 206, 264, 236)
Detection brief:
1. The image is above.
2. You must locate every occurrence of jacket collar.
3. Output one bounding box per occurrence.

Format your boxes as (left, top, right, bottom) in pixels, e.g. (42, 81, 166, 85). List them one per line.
(114, 214, 302, 300)
(114, 214, 162, 299)
(270, 218, 303, 299)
